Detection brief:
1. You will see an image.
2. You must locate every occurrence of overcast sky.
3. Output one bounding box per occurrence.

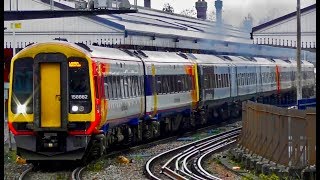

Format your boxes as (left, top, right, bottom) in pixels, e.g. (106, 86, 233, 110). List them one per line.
(129, 0, 316, 27)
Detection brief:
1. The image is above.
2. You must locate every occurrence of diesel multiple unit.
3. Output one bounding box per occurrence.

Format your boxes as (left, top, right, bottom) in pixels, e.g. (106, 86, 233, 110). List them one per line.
(8, 41, 315, 162)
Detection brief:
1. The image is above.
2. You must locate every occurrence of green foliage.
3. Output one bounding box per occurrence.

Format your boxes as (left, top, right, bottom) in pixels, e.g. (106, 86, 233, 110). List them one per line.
(87, 160, 104, 172)
(213, 157, 222, 165)
(5, 149, 17, 163)
(56, 173, 69, 180)
(241, 174, 255, 180)
(259, 173, 279, 180)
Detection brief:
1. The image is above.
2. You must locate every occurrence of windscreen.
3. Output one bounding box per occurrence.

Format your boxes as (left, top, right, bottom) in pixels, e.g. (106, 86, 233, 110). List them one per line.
(11, 58, 34, 114)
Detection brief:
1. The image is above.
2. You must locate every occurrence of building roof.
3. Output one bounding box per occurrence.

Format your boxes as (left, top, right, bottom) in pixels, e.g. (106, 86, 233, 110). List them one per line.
(252, 3, 316, 32)
(40, 0, 251, 43)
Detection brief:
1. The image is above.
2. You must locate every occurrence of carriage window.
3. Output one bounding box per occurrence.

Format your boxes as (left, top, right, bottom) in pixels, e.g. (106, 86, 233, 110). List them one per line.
(104, 77, 109, 99)
(135, 76, 139, 96)
(215, 74, 218, 88)
(226, 74, 229, 87)
(118, 76, 125, 99)
(128, 76, 133, 97)
(210, 74, 213, 88)
(173, 75, 177, 93)
(112, 76, 117, 99)
(138, 76, 142, 96)
(187, 76, 192, 91)
(115, 76, 120, 99)
(123, 76, 128, 98)
(156, 75, 161, 94)
(242, 73, 245, 85)
(106, 76, 114, 99)
(177, 76, 183, 92)
(222, 74, 226, 87)
(203, 75, 208, 89)
(186, 75, 189, 91)
(162, 76, 166, 93)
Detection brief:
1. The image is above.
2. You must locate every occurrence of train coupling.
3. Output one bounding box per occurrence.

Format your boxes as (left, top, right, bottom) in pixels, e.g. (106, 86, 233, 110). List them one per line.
(40, 133, 60, 149)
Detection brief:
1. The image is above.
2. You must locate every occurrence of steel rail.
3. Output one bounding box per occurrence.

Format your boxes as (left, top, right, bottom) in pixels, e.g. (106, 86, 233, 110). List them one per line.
(145, 127, 241, 180)
(71, 166, 85, 180)
(18, 165, 34, 180)
(179, 134, 239, 180)
(195, 139, 237, 179)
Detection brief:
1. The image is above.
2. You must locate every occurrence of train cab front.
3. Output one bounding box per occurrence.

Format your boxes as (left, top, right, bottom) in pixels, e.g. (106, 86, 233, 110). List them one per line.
(8, 42, 98, 161)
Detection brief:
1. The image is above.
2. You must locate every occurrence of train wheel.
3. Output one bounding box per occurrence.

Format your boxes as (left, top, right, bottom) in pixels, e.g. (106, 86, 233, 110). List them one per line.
(199, 110, 207, 125)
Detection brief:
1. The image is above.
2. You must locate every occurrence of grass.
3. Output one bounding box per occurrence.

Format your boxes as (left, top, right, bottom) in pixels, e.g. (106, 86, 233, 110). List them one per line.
(259, 173, 280, 180)
(86, 160, 105, 172)
(5, 149, 17, 164)
(213, 156, 222, 165)
(56, 173, 69, 180)
(241, 174, 255, 180)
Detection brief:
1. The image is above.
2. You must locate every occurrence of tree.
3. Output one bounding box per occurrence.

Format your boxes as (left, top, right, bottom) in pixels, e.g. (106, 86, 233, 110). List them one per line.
(162, 3, 174, 13)
(180, 8, 197, 18)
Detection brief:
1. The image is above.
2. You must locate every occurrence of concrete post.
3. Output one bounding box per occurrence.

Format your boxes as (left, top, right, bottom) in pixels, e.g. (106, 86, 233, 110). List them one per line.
(296, 0, 302, 100)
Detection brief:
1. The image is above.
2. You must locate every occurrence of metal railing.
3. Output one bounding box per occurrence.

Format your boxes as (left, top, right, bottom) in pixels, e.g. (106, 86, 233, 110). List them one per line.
(239, 101, 316, 167)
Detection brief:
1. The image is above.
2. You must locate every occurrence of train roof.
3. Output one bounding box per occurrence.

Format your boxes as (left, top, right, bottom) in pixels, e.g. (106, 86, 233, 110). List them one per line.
(88, 45, 141, 62)
(185, 53, 229, 64)
(227, 56, 257, 64)
(137, 50, 193, 64)
(254, 57, 277, 65)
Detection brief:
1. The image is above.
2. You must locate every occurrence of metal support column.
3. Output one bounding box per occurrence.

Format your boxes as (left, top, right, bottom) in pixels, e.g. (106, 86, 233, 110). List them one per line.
(296, 0, 302, 100)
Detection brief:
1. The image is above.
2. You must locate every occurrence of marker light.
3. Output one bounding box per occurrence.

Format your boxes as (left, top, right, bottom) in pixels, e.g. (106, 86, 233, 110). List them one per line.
(79, 106, 84, 112)
(72, 105, 79, 112)
(17, 105, 26, 114)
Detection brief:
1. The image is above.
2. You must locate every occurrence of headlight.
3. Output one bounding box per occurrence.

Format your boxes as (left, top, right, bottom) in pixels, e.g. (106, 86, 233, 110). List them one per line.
(72, 105, 79, 112)
(17, 105, 26, 114)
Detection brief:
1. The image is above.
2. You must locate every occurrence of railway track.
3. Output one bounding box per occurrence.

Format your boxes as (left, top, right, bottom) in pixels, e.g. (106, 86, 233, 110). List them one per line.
(18, 165, 34, 180)
(71, 166, 86, 180)
(18, 164, 84, 180)
(145, 127, 241, 180)
(17, 121, 240, 180)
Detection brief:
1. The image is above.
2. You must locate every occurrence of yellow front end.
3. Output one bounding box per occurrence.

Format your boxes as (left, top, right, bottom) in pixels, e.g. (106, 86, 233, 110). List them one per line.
(8, 42, 98, 160)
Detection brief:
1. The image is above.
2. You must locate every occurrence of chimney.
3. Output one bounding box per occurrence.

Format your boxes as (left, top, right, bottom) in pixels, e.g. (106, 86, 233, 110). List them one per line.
(144, 0, 151, 8)
(215, 0, 223, 25)
(195, 0, 207, 20)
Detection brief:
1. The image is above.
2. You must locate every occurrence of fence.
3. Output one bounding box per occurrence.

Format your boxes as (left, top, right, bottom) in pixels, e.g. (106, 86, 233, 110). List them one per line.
(239, 101, 316, 167)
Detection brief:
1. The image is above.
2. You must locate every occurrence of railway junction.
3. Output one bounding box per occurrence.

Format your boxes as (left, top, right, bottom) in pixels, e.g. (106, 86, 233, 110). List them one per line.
(4, 0, 316, 180)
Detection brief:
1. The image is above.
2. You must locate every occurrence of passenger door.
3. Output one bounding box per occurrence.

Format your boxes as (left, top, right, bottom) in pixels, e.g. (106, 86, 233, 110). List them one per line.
(34, 53, 68, 130)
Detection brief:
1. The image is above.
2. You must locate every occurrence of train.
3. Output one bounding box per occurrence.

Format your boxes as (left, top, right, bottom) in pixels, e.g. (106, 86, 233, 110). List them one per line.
(8, 41, 315, 163)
